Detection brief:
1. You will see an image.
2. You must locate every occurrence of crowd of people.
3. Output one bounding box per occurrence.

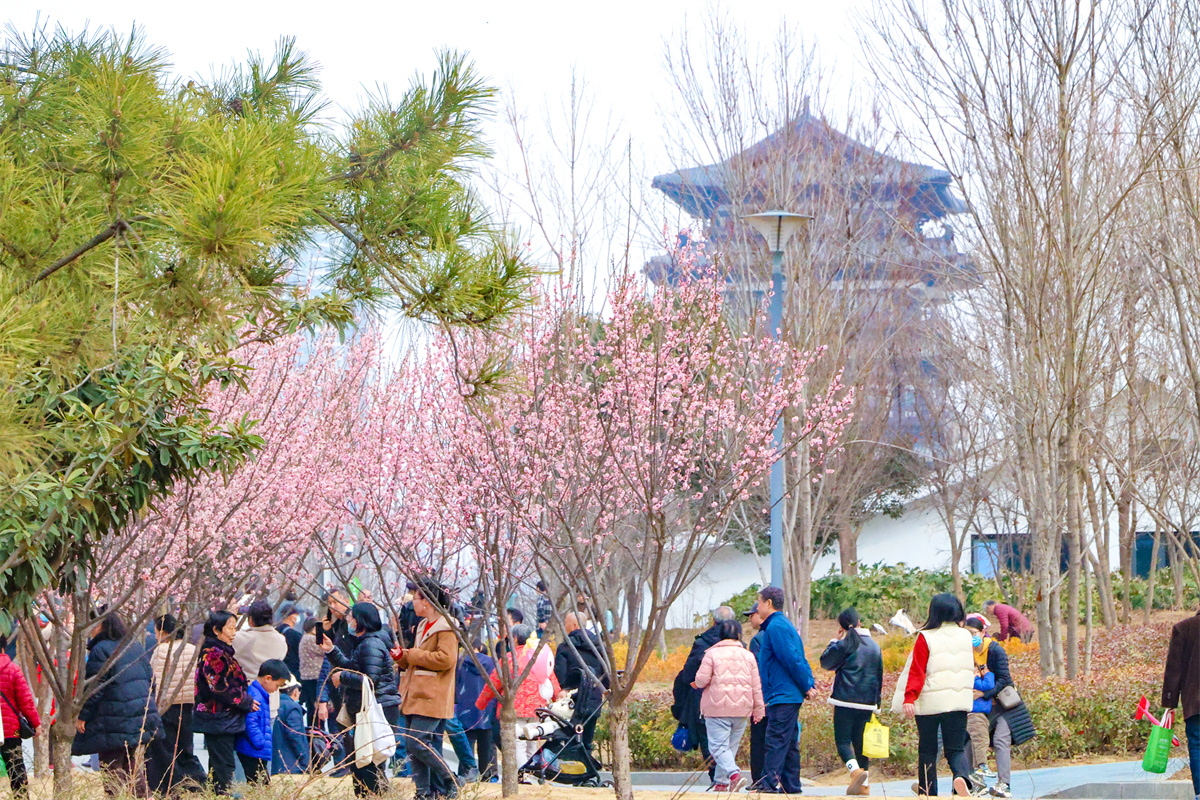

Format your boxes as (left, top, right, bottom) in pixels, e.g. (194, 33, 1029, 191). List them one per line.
(0, 577, 611, 800)
(670, 589, 1037, 797)
(0, 581, 1040, 799)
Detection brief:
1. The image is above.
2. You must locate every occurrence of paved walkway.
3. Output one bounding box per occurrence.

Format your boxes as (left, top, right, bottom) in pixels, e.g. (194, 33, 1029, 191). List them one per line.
(633, 759, 1187, 797)
(57, 737, 1189, 799)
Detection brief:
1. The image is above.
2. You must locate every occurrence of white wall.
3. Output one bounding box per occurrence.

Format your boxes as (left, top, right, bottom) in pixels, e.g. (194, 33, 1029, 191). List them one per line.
(664, 495, 1149, 629)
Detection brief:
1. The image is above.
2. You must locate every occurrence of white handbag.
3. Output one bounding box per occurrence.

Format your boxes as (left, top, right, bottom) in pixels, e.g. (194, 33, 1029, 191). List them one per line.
(354, 678, 397, 768)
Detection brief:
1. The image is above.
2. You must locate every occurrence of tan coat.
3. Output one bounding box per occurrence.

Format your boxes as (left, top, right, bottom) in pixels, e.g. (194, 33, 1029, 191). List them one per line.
(397, 616, 457, 719)
(232, 624, 287, 683)
(151, 640, 198, 706)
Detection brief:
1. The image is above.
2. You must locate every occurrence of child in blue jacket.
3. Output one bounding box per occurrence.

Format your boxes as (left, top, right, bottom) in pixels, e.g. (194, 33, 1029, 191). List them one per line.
(236, 659, 290, 784)
(967, 663, 996, 785)
(273, 676, 311, 774)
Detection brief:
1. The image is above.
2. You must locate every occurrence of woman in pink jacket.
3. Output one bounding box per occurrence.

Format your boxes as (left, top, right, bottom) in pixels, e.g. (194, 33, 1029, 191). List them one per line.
(693, 620, 765, 792)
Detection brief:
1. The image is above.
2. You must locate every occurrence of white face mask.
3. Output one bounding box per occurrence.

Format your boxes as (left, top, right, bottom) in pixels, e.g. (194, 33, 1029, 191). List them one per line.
(347, 618, 357, 635)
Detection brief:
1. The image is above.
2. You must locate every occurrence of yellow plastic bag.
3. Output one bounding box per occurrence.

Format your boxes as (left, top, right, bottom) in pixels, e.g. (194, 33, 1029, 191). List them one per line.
(863, 714, 890, 759)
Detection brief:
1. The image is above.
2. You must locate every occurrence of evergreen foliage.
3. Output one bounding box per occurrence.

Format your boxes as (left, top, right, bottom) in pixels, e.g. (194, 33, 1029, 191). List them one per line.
(0, 26, 531, 607)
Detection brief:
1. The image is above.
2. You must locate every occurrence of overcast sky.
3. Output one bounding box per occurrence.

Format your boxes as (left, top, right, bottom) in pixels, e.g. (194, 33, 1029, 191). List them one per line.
(14, 1, 880, 327)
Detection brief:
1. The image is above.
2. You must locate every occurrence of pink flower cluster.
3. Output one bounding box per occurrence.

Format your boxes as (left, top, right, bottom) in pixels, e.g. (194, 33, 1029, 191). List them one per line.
(348, 246, 853, 604)
(100, 333, 371, 604)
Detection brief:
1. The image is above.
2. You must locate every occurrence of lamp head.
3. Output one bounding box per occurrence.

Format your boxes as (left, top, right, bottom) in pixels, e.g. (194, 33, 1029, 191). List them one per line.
(743, 210, 811, 254)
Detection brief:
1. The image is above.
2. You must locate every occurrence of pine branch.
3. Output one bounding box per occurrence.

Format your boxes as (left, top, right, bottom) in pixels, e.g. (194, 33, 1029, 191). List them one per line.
(21, 216, 148, 292)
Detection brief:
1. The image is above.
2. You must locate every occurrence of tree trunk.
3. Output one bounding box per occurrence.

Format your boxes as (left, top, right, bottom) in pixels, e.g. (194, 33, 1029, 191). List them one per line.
(1089, 553, 1116, 629)
(608, 697, 634, 800)
(782, 427, 815, 637)
(1065, 479, 1081, 680)
(1172, 535, 1186, 610)
(942, 507, 963, 597)
(624, 576, 642, 646)
(34, 726, 48, 776)
(498, 698, 519, 797)
(1083, 554, 1093, 677)
(51, 718, 76, 795)
(1119, 495, 1134, 624)
(837, 517, 858, 576)
(1050, 586, 1065, 677)
(1146, 528, 1162, 625)
(1084, 468, 1117, 628)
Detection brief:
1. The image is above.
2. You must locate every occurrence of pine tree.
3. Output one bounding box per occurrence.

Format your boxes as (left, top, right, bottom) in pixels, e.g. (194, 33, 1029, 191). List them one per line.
(0, 26, 531, 605)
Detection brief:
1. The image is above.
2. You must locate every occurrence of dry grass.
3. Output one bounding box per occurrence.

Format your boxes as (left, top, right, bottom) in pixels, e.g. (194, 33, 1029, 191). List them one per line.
(6, 771, 808, 800)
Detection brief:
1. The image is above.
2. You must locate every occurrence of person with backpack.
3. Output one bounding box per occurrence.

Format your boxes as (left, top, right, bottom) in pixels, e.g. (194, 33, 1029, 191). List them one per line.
(456, 641, 497, 780)
(671, 606, 735, 783)
(692, 619, 764, 793)
(820, 608, 883, 797)
(554, 611, 609, 753)
(0, 633, 41, 798)
(474, 624, 560, 781)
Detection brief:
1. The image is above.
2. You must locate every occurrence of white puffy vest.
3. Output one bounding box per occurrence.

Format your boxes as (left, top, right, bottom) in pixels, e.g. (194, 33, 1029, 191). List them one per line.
(914, 623, 974, 715)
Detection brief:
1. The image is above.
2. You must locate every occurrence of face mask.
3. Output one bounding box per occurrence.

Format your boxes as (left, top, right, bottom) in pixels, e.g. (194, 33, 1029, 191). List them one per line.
(971, 635, 983, 648)
(348, 619, 357, 635)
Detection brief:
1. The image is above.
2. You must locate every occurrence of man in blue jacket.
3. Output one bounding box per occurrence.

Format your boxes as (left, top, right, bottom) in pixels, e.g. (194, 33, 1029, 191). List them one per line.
(754, 586, 816, 794)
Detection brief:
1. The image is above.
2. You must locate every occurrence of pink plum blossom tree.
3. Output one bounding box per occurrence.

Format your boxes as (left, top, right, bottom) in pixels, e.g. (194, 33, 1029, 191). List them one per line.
(347, 247, 852, 799)
(21, 332, 367, 794)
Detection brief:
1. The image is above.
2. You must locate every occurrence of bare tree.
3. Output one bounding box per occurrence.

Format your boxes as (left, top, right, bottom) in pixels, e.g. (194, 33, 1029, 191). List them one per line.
(660, 9, 964, 633)
(869, 0, 1199, 677)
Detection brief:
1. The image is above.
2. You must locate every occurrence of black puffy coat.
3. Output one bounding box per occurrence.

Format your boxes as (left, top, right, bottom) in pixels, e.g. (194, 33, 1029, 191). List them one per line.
(983, 640, 1036, 747)
(555, 629, 609, 720)
(73, 638, 163, 755)
(327, 629, 400, 715)
(670, 624, 722, 753)
(820, 630, 884, 708)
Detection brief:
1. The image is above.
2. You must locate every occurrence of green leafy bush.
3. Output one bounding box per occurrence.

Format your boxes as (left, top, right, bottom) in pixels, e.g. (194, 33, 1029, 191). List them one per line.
(809, 563, 996, 623)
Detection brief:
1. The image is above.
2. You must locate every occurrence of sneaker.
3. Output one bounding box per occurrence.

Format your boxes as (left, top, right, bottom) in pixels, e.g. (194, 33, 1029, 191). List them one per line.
(989, 784, 1011, 798)
(729, 772, 748, 792)
(711, 784, 730, 792)
(978, 765, 997, 779)
(458, 767, 480, 783)
(953, 777, 971, 797)
(848, 768, 868, 796)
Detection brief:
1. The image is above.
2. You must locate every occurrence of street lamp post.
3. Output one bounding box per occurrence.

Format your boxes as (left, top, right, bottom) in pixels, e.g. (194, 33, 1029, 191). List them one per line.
(743, 211, 812, 589)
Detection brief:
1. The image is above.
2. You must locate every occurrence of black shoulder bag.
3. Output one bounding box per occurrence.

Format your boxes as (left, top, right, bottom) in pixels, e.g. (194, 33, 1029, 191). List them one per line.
(0, 691, 35, 739)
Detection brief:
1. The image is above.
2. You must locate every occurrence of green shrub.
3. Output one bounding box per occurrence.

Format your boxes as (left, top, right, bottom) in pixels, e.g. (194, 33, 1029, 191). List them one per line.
(809, 563, 995, 623)
(719, 564, 1199, 628)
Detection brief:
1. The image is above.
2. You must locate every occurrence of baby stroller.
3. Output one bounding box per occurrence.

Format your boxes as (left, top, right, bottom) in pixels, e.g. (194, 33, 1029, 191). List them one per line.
(518, 691, 610, 788)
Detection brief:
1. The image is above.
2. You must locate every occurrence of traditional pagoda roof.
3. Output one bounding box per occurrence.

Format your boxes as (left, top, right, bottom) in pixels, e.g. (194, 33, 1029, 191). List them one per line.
(651, 113, 966, 223)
